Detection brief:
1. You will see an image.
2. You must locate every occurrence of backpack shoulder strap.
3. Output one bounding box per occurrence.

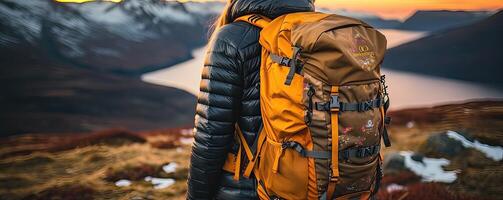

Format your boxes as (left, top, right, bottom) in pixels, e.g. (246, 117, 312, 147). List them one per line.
(234, 14, 271, 29)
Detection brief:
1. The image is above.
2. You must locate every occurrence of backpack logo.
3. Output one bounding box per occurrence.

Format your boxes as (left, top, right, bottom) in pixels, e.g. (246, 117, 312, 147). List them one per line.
(361, 119, 376, 136)
(351, 32, 377, 71)
(365, 120, 374, 129)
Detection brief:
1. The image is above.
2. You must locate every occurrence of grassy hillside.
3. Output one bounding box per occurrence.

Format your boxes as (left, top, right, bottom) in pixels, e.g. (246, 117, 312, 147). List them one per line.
(0, 46, 196, 136)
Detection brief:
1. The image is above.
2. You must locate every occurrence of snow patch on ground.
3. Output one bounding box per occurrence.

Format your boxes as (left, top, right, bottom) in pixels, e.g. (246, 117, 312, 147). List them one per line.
(115, 179, 132, 187)
(144, 176, 175, 189)
(180, 137, 194, 145)
(180, 128, 193, 136)
(446, 130, 503, 161)
(400, 151, 459, 183)
(162, 162, 178, 174)
(386, 183, 406, 193)
(406, 121, 415, 129)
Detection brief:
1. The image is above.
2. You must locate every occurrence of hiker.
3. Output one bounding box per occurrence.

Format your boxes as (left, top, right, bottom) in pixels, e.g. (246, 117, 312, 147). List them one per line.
(188, 0, 391, 199)
(187, 1, 315, 199)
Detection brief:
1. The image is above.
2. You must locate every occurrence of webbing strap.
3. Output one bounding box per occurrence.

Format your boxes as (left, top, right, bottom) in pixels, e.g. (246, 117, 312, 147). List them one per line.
(270, 54, 304, 74)
(250, 123, 264, 156)
(243, 127, 266, 178)
(270, 47, 304, 86)
(233, 143, 242, 181)
(282, 141, 331, 159)
(285, 47, 302, 85)
(233, 125, 254, 180)
(339, 145, 380, 160)
(330, 86, 340, 179)
(326, 181, 336, 200)
(327, 86, 340, 200)
(379, 106, 392, 147)
(270, 54, 292, 67)
(270, 138, 283, 174)
(234, 14, 271, 29)
(316, 97, 384, 112)
(283, 142, 380, 161)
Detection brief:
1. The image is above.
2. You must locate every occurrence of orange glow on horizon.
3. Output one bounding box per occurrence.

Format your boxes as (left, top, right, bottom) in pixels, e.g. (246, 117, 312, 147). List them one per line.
(55, 0, 503, 20)
(316, 0, 503, 20)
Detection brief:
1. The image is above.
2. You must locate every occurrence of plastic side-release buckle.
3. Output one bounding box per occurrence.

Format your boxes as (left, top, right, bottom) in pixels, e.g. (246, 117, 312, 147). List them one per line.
(330, 95, 340, 111)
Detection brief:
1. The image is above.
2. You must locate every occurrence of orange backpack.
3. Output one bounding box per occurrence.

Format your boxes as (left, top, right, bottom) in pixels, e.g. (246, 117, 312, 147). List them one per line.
(222, 12, 391, 200)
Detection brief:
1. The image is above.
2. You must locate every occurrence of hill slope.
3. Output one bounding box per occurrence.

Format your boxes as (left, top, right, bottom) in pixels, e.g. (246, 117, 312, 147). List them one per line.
(319, 8, 402, 29)
(383, 11, 503, 89)
(0, 46, 196, 136)
(398, 10, 491, 31)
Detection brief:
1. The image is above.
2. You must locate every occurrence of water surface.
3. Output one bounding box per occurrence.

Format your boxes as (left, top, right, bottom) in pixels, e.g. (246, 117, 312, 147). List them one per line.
(142, 29, 502, 110)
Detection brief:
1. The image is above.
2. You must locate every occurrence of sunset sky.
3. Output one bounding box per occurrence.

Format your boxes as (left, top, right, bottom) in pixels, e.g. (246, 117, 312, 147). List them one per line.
(315, 0, 503, 19)
(56, 0, 503, 20)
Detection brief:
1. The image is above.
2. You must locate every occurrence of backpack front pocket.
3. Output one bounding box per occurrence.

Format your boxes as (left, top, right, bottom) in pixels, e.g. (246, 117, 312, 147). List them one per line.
(335, 155, 379, 197)
(258, 138, 309, 200)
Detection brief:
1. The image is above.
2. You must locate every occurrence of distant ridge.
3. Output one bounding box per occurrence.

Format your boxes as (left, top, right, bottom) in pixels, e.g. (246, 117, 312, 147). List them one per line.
(398, 10, 492, 31)
(317, 8, 402, 29)
(0, 46, 197, 136)
(383, 11, 503, 89)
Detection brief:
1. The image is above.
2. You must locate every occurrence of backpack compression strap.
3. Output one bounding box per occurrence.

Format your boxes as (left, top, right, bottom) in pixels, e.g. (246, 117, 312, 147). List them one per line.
(228, 15, 270, 181)
(326, 86, 340, 200)
(234, 14, 271, 29)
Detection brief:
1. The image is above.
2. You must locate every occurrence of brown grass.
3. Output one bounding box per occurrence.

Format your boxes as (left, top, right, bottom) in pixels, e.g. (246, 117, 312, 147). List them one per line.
(0, 128, 147, 159)
(0, 101, 501, 199)
(0, 128, 192, 200)
(22, 184, 96, 200)
(380, 172, 421, 186)
(378, 182, 478, 200)
(104, 163, 158, 182)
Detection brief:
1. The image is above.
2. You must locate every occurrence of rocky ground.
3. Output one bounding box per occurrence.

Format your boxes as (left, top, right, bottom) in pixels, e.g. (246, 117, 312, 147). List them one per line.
(0, 100, 501, 200)
(380, 100, 503, 200)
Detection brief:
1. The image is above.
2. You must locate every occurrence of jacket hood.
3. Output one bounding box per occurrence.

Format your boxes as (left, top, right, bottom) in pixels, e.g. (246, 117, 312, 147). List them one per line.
(228, 0, 315, 21)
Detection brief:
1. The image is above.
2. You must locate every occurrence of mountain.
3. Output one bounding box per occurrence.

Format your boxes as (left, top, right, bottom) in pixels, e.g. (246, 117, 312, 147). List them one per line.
(398, 10, 492, 32)
(383, 11, 503, 89)
(0, 0, 223, 75)
(318, 8, 402, 29)
(0, 45, 197, 136)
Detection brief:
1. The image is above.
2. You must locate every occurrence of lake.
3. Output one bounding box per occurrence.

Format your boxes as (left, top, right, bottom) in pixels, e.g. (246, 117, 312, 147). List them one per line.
(142, 29, 502, 110)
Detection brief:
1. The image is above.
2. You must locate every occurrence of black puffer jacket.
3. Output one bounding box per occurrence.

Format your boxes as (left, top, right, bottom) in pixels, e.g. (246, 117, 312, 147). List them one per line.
(187, 1, 314, 200)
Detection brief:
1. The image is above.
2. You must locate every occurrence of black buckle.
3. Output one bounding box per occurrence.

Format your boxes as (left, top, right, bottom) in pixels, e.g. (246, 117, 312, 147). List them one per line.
(281, 141, 297, 150)
(315, 102, 330, 111)
(358, 101, 372, 112)
(315, 96, 340, 111)
(358, 146, 379, 158)
(281, 142, 289, 149)
(330, 95, 340, 109)
(280, 57, 290, 66)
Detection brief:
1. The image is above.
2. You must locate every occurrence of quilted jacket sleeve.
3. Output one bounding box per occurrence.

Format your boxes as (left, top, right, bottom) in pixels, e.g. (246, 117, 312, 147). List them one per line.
(187, 25, 244, 200)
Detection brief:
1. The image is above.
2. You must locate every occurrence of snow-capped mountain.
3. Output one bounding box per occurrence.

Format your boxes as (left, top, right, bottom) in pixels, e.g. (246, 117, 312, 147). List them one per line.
(0, 0, 223, 75)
